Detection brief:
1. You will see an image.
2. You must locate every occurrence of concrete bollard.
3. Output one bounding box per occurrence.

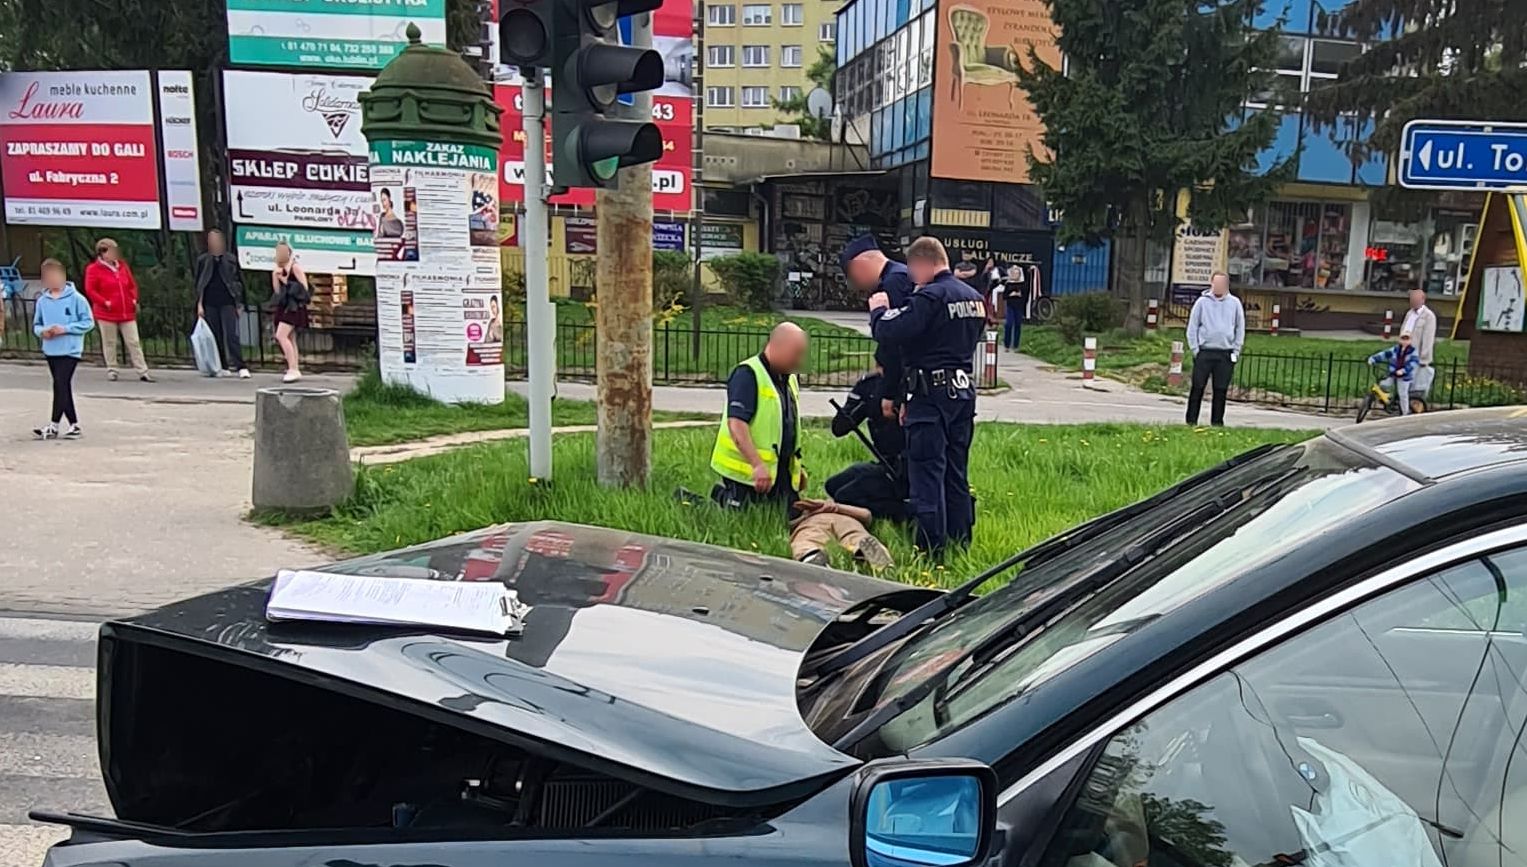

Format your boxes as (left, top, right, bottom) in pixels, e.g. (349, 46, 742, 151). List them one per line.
(1270, 304, 1281, 336)
(1168, 341, 1185, 387)
(1383, 309, 1394, 339)
(1146, 299, 1159, 330)
(1082, 337, 1097, 385)
(252, 387, 354, 513)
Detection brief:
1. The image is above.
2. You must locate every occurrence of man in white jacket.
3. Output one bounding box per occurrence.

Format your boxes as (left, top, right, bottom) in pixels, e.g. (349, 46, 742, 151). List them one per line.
(1186, 272, 1246, 427)
(1401, 288, 1438, 395)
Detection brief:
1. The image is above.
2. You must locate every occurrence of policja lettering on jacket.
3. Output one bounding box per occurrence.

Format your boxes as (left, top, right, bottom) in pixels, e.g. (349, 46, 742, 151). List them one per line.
(869, 237, 986, 555)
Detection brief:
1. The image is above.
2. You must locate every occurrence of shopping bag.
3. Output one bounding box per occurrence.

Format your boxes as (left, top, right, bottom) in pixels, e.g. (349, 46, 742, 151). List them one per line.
(190, 317, 220, 377)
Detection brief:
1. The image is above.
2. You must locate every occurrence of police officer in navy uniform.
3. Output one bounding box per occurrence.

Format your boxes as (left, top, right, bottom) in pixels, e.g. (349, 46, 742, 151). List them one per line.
(869, 236, 986, 555)
(840, 235, 916, 424)
(825, 368, 909, 522)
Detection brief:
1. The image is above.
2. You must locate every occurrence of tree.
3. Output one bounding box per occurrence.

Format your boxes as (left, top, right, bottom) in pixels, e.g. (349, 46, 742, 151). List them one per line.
(772, 46, 836, 140)
(1018, 0, 1291, 333)
(1304, 0, 1526, 214)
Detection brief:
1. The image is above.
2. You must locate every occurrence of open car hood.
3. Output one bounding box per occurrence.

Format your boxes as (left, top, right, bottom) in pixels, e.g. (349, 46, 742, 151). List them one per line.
(106, 521, 929, 806)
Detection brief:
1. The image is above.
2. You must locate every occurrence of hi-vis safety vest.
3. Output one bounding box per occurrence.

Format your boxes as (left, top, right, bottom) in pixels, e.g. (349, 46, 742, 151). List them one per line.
(711, 356, 804, 490)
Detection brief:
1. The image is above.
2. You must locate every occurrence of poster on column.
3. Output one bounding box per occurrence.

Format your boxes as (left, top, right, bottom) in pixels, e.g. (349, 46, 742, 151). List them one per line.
(372, 138, 504, 404)
(0, 70, 163, 230)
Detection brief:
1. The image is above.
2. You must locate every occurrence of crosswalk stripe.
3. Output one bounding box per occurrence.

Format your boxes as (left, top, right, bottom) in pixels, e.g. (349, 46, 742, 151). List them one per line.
(0, 822, 69, 867)
(0, 618, 99, 644)
(0, 664, 94, 702)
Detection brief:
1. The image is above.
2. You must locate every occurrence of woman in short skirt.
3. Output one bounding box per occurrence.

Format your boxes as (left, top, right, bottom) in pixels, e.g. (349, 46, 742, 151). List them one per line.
(270, 241, 310, 383)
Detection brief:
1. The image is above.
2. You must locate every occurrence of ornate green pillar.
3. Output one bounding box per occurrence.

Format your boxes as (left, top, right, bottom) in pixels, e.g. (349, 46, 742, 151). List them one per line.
(360, 24, 506, 404)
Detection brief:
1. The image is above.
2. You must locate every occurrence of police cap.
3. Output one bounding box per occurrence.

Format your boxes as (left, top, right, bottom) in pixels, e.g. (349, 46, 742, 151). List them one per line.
(838, 234, 879, 272)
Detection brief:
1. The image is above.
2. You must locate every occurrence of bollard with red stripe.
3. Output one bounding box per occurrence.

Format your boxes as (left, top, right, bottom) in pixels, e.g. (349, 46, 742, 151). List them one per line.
(1383, 309, 1393, 339)
(1270, 304, 1281, 337)
(1168, 340, 1185, 388)
(982, 330, 998, 388)
(1146, 298, 1159, 330)
(1083, 336, 1097, 386)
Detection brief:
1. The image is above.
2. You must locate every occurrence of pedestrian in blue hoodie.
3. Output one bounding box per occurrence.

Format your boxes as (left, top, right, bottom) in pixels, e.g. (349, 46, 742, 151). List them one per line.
(1186, 272, 1245, 427)
(31, 258, 95, 439)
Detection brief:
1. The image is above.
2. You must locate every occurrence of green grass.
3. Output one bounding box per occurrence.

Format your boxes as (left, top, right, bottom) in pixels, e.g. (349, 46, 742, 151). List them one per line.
(499, 301, 874, 385)
(343, 368, 711, 448)
(265, 422, 1317, 585)
(1021, 326, 1492, 406)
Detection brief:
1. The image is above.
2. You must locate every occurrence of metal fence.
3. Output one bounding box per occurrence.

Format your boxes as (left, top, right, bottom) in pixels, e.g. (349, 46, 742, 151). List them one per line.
(1, 298, 374, 371)
(1228, 352, 1527, 414)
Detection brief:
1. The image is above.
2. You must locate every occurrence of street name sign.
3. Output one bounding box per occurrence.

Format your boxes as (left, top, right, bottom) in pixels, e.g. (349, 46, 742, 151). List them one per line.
(1400, 119, 1527, 191)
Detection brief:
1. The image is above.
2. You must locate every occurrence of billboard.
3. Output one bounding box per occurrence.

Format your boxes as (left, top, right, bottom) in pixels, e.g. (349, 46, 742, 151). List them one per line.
(495, 85, 694, 213)
(929, 0, 1058, 184)
(227, 0, 449, 70)
(156, 71, 205, 232)
(0, 70, 163, 230)
(224, 70, 376, 265)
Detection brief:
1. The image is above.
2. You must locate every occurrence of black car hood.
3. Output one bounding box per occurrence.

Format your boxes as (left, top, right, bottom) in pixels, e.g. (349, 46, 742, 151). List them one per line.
(109, 521, 927, 805)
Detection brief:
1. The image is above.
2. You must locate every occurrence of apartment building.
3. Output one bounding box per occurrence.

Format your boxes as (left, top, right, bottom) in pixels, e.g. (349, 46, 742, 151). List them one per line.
(699, 0, 839, 129)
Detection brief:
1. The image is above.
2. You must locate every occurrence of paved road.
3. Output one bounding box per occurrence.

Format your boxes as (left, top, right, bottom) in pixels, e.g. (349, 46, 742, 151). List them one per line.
(0, 364, 344, 617)
(0, 615, 105, 867)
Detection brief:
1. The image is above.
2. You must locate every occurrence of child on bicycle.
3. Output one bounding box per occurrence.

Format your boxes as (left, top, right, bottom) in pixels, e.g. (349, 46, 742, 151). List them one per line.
(1367, 330, 1420, 415)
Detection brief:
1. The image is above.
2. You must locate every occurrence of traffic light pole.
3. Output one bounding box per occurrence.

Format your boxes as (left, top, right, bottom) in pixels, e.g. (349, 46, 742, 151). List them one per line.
(522, 68, 556, 481)
(593, 11, 655, 488)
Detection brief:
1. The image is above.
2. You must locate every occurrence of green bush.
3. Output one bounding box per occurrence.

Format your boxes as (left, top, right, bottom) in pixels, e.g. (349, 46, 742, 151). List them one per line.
(134, 263, 198, 340)
(708, 252, 780, 312)
(1054, 293, 1124, 344)
(653, 250, 692, 311)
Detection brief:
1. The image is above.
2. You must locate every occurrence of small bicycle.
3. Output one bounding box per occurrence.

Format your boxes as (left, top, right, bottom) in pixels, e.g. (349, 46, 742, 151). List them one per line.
(1355, 363, 1428, 423)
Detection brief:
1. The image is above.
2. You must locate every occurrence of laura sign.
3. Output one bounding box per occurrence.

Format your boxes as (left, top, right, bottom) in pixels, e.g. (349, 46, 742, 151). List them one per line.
(0, 70, 163, 230)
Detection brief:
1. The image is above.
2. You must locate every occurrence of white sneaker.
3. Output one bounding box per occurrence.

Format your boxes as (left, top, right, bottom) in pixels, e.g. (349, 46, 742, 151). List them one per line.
(106, 370, 118, 382)
(238, 369, 252, 380)
(282, 371, 302, 383)
(217, 369, 232, 378)
(33, 423, 57, 440)
(63, 424, 82, 439)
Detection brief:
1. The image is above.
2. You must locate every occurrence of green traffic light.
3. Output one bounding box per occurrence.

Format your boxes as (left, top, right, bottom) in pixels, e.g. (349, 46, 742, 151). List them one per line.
(591, 156, 620, 181)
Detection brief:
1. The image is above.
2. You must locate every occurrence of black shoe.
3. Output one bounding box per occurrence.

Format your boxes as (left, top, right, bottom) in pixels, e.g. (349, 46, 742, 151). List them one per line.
(33, 424, 57, 440)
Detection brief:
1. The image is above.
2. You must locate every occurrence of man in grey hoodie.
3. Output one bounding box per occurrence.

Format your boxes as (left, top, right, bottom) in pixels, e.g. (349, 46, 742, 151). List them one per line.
(1186, 272, 1245, 427)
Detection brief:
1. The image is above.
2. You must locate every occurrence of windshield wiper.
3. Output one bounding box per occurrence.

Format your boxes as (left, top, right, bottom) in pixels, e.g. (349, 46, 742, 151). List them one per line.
(805, 442, 1291, 684)
(830, 496, 1234, 752)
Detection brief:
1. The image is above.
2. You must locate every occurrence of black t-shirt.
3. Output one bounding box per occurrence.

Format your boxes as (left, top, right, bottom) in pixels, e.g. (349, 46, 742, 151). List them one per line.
(725, 354, 797, 490)
(831, 372, 906, 461)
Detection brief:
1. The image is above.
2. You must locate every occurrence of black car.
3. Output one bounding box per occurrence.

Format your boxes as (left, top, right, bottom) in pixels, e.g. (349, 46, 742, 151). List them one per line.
(39, 409, 1527, 867)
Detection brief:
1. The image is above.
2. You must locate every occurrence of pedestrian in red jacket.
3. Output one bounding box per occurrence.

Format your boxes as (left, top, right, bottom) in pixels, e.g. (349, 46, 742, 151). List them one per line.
(84, 238, 153, 382)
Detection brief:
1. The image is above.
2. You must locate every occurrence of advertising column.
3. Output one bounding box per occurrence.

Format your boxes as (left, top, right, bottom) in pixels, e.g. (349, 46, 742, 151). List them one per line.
(370, 141, 503, 402)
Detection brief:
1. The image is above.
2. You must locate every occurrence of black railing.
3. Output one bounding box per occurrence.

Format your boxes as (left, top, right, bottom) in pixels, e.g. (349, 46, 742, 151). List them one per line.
(1227, 352, 1527, 414)
(1, 298, 374, 371)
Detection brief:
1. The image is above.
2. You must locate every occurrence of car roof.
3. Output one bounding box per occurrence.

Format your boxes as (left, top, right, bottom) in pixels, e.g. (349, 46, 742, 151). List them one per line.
(921, 410, 1527, 775)
(1328, 407, 1527, 481)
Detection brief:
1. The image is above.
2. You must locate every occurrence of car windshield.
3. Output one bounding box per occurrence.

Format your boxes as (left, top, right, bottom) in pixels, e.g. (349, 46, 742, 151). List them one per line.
(865, 436, 1419, 754)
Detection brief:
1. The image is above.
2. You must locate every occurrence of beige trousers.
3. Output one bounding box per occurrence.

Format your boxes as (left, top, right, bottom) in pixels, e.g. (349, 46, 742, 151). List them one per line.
(789, 512, 872, 560)
(100, 320, 149, 375)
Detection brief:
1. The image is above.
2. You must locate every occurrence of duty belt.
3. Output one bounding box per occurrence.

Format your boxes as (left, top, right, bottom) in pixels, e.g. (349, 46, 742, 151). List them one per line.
(906, 368, 973, 396)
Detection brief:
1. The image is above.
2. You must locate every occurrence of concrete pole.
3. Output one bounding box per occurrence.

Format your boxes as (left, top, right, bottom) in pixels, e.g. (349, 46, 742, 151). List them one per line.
(522, 70, 555, 480)
(594, 12, 655, 487)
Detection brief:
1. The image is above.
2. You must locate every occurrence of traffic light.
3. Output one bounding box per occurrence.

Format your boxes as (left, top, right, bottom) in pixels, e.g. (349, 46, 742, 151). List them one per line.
(499, 0, 554, 67)
(550, 0, 665, 189)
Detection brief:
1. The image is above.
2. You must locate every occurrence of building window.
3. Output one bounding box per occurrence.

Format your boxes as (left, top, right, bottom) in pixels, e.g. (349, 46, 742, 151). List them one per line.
(706, 45, 735, 67)
(781, 44, 803, 67)
(1310, 38, 1362, 76)
(819, 21, 836, 42)
(741, 86, 771, 107)
(742, 4, 772, 25)
(707, 3, 736, 25)
(742, 44, 770, 66)
(781, 3, 804, 24)
(1227, 201, 1353, 289)
(706, 86, 735, 107)
(779, 85, 803, 102)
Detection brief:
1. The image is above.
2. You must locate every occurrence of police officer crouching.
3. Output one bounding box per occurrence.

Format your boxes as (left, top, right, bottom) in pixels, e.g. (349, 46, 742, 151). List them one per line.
(826, 368, 909, 522)
(710, 323, 808, 513)
(869, 237, 986, 555)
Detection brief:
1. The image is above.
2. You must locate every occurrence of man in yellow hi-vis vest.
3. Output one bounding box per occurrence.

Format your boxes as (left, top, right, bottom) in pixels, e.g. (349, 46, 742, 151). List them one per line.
(711, 323, 809, 511)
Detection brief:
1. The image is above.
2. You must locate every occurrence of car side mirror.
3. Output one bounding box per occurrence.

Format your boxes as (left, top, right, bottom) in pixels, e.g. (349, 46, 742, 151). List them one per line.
(850, 758, 998, 867)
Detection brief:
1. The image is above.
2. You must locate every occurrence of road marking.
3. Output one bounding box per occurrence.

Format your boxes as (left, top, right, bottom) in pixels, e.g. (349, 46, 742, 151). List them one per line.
(0, 665, 93, 702)
(0, 618, 98, 644)
(0, 822, 68, 867)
